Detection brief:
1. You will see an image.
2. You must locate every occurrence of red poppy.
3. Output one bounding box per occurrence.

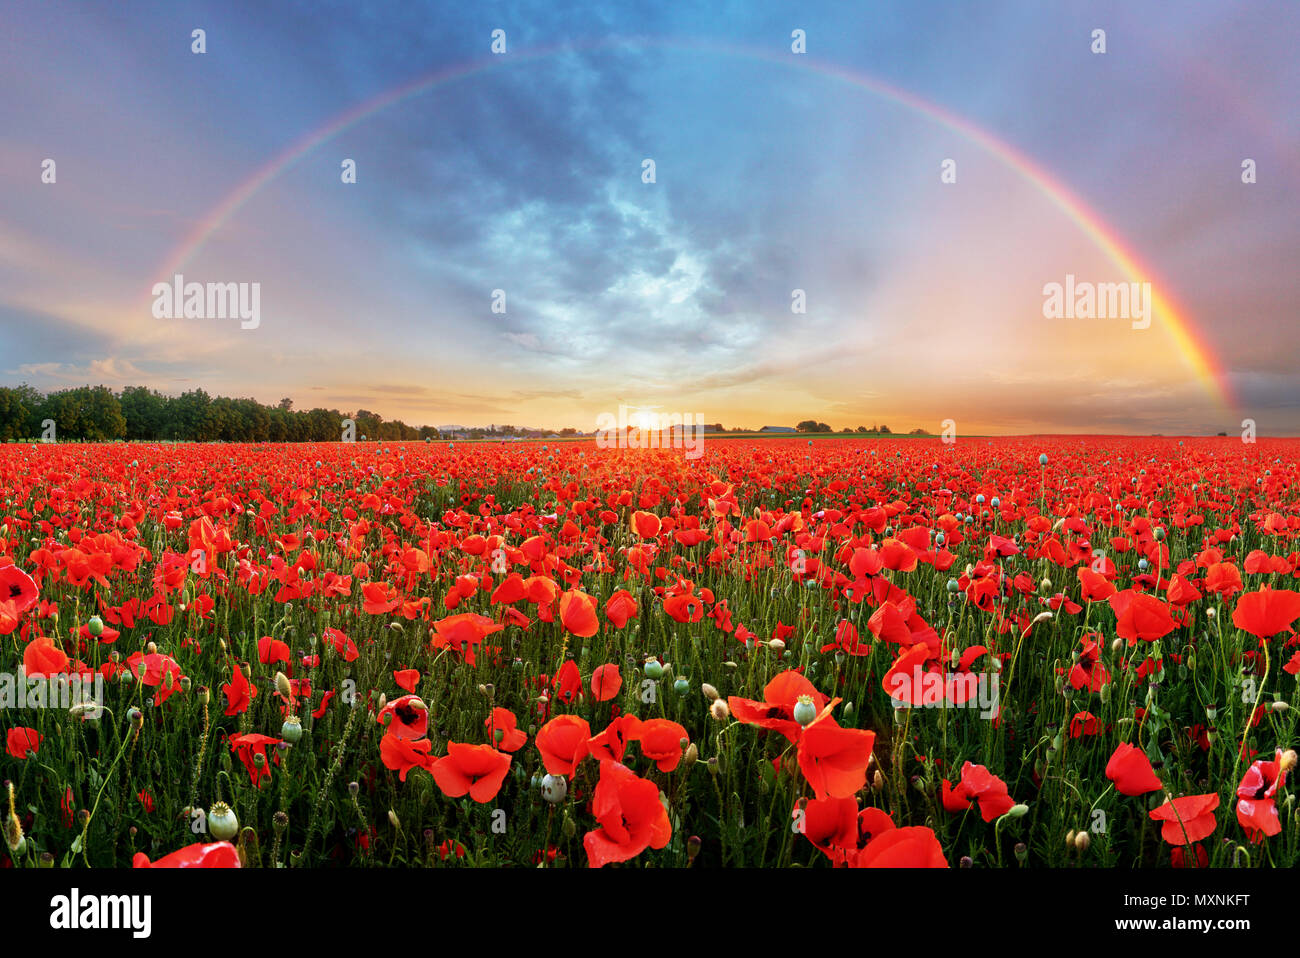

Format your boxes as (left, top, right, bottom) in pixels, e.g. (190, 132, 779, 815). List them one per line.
(1105, 743, 1163, 796)
(485, 707, 527, 752)
(0, 564, 39, 633)
(604, 590, 638, 629)
(1149, 793, 1219, 845)
(850, 826, 947, 868)
(729, 670, 830, 744)
(796, 713, 875, 800)
(379, 734, 435, 781)
(430, 742, 512, 803)
(377, 694, 429, 741)
(23, 635, 70, 678)
(1235, 749, 1287, 840)
(5, 727, 41, 759)
(1108, 589, 1176, 644)
(559, 589, 600, 638)
(1232, 587, 1300, 639)
(133, 841, 241, 868)
(941, 761, 1015, 822)
(590, 663, 622, 701)
(536, 714, 591, 775)
(586, 714, 642, 763)
(637, 718, 689, 772)
(222, 661, 256, 716)
(393, 668, 420, 693)
(583, 760, 672, 868)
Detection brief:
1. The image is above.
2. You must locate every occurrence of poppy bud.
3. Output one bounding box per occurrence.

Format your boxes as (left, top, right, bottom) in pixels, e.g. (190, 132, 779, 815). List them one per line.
(769, 639, 786, 653)
(388, 810, 401, 830)
(348, 781, 360, 797)
(687, 835, 701, 860)
(1014, 842, 1028, 863)
(700, 683, 719, 702)
(274, 671, 293, 699)
(872, 770, 884, 791)
(1272, 702, 1290, 715)
(709, 699, 730, 722)
(1111, 639, 1123, 655)
(683, 743, 698, 768)
(707, 757, 719, 777)
(208, 801, 239, 841)
(1066, 829, 1076, 849)
(1074, 831, 1090, 852)
(127, 707, 143, 730)
(1281, 750, 1298, 774)
(1003, 804, 1030, 820)
(561, 811, 577, 839)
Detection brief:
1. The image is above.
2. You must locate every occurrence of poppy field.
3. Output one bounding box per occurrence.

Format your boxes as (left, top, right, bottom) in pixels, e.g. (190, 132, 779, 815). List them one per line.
(2, 435, 1298, 870)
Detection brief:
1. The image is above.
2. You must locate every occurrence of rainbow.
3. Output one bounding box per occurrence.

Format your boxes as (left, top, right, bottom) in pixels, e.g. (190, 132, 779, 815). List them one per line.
(152, 36, 1235, 409)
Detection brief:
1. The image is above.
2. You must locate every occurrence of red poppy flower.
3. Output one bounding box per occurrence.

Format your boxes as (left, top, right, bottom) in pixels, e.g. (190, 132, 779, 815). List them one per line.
(0, 564, 39, 633)
(729, 669, 830, 744)
(559, 589, 600, 638)
(393, 668, 420, 693)
(228, 732, 282, 786)
(941, 761, 1015, 822)
(23, 635, 70, 678)
(590, 663, 622, 701)
(1108, 589, 1176, 644)
(430, 742, 512, 803)
(485, 707, 528, 752)
(1235, 749, 1287, 840)
(379, 733, 435, 781)
(1149, 793, 1219, 845)
(133, 841, 241, 868)
(796, 713, 875, 800)
(586, 714, 642, 763)
(1232, 587, 1300, 639)
(583, 760, 672, 868)
(850, 826, 947, 868)
(221, 661, 257, 716)
(323, 626, 359, 662)
(604, 590, 638, 629)
(797, 796, 859, 864)
(552, 659, 583, 705)
(1104, 742, 1163, 796)
(536, 714, 591, 775)
(377, 694, 429, 741)
(5, 727, 41, 759)
(637, 718, 689, 772)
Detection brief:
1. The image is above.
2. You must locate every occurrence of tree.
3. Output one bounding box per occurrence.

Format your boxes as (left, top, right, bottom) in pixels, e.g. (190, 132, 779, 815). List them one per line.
(0, 387, 30, 441)
(278, 397, 294, 411)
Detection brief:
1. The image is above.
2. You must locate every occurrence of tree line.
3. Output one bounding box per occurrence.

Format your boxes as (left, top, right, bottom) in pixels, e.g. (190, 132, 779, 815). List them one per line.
(0, 384, 440, 443)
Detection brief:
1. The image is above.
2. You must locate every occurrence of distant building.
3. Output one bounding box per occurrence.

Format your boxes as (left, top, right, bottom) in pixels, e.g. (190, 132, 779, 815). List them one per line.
(759, 425, 798, 433)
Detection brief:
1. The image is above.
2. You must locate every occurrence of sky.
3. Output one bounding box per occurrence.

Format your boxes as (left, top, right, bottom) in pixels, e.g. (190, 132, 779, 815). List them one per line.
(1, 0, 1297, 435)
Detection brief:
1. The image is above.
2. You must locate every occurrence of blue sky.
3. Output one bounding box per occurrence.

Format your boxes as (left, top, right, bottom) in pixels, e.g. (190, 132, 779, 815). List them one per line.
(1, 0, 1297, 432)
